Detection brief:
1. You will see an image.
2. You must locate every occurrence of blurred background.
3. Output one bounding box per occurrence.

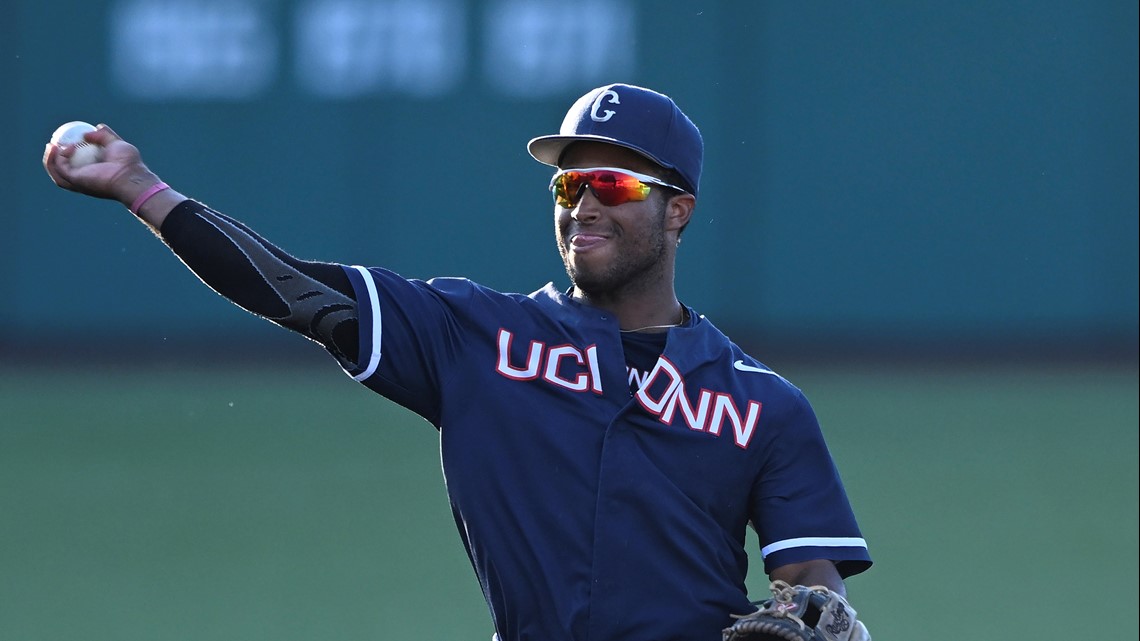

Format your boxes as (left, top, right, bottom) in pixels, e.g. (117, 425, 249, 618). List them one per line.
(2, 1, 1137, 639)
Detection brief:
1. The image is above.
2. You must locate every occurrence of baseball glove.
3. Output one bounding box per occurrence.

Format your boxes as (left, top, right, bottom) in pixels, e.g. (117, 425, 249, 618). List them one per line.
(722, 581, 870, 641)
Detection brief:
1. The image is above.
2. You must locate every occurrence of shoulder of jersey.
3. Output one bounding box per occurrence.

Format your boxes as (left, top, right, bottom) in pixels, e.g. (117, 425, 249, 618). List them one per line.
(729, 353, 800, 391)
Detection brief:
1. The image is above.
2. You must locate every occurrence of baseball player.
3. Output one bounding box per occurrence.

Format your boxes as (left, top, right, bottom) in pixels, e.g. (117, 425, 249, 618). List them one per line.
(43, 84, 872, 641)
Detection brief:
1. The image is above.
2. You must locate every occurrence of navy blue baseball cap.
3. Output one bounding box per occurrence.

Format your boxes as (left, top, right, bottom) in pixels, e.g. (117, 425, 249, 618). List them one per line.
(528, 83, 703, 197)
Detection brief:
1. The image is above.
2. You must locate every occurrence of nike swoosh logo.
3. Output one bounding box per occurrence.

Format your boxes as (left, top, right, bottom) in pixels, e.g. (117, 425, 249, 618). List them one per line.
(733, 360, 777, 375)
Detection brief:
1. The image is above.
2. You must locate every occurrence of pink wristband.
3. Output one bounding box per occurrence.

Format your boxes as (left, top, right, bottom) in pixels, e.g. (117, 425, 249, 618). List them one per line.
(130, 181, 170, 216)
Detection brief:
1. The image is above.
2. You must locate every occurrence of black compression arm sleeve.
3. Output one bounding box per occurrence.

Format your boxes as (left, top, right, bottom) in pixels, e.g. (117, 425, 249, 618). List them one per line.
(159, 199, 360, 367)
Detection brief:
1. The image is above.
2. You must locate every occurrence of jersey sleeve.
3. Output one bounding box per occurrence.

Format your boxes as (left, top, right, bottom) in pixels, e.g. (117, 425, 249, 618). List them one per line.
(340, 265, 472, 426)
(750, 391, 872, 578)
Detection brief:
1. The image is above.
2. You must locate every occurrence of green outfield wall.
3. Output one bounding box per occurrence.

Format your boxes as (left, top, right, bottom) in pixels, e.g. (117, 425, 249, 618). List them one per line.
(5, 1, 1137, 357)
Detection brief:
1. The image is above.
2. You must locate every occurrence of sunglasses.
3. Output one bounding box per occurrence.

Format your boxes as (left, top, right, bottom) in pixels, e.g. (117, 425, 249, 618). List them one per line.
(549, 167, 686, 208)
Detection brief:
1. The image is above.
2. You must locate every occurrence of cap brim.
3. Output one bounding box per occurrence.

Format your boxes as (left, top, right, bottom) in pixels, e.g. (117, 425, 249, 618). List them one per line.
(527, 134, 668, 169)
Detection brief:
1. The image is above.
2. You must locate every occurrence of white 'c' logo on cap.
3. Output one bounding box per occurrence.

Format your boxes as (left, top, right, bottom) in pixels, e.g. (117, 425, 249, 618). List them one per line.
(590, 90, 620, 122)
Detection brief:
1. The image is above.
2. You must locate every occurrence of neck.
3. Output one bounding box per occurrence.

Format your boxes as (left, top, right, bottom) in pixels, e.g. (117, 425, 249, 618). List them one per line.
(571, 285, 684, 333)
(618, 305, 688, 333)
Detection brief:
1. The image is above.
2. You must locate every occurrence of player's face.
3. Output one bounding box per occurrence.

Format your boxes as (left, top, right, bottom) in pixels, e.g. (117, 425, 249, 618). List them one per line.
(554, 143, 677, 298)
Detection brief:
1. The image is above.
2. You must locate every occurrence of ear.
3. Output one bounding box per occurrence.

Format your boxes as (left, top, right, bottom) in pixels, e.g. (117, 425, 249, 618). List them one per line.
(664, 192, 696, 234)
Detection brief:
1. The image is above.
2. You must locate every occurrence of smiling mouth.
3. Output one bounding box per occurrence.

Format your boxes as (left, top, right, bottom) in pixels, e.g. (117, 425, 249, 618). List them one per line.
(570, 233, 608, 251)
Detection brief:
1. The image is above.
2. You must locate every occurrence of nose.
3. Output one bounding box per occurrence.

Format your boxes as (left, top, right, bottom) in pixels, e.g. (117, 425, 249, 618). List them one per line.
(570, 187, 602, 222)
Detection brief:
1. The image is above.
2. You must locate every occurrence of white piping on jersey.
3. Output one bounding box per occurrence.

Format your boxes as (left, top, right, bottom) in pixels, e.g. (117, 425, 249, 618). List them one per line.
(760, 536, 868, 558)
(349, 265, 383, 382)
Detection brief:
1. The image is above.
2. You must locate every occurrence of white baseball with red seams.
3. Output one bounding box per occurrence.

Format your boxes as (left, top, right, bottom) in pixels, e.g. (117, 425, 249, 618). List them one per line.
(50, 121, 102, 167)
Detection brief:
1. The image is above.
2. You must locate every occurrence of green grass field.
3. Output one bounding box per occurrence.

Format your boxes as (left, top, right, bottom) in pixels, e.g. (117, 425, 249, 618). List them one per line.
(2, 359, 1136, 640)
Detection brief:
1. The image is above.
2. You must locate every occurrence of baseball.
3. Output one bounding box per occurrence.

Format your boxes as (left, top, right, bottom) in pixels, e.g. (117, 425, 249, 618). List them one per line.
(50, 121, 103, 167)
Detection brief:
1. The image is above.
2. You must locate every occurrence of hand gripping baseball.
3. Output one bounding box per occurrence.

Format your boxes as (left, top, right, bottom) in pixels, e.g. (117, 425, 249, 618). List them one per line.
(722, 581, 870, 641)
(43, 123, 159, 204)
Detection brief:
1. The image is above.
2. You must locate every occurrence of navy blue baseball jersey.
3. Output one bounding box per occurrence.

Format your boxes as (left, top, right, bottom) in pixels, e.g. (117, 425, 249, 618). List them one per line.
(339, 265, 870, 641)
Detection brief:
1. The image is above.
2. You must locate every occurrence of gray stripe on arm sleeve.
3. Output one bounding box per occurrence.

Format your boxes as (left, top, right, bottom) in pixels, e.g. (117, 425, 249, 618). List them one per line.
(160, 201, 361, 369)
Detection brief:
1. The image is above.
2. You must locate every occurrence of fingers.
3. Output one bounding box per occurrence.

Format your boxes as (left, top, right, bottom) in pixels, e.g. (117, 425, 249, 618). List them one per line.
(91, 123, 121, 145)
(42, 141, 75, 190)
(43, 123, 120, 193)
(44, 122, 153, 201)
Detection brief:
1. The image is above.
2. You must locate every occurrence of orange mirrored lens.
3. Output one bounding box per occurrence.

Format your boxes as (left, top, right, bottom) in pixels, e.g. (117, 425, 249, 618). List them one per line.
(552, 170, 652, 208)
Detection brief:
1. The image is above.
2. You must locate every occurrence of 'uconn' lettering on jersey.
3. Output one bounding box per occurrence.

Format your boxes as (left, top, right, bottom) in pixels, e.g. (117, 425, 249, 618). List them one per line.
(495, 329, 762, 449)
